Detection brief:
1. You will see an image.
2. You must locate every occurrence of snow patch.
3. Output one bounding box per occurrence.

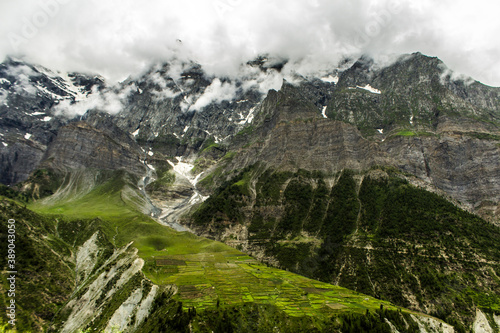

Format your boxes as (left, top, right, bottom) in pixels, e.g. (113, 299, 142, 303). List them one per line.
(188, 192, 210, 205)
(24, 133, 32, 140)
(42, 116, 52, 122)
(183, 126, 190, 133)
(377, 129, 384, 134)
(321, 106, 328, 118)
(238, 106, 257, 125)
(168, 157, 209, 190)
(132, 128, 140, 137)
(60, 72, 89, 101)
(147, 151, 154, 156)
(410, 115, 414, 125)
(321, 75, 339, 84)
(31, 111, 45, 116)
(0, 78, 10, 85)
(36, 84, 65, 100)
(146, 163, 155, 171)
(168, 157, 194, 183)
(2, 142, 7, 147)
(357, 84, 381, 94)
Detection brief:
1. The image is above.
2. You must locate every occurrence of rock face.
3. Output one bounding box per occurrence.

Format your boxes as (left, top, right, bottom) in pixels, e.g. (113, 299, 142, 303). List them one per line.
(225, 115, 500, 224)
(1, 52, 499, 222)
(0, 139, 45, 184)
(40, 120, 146, 176)
(383, 132, 500, 220)
(328, 53, 500, 136)
(0, 58, 103, 184)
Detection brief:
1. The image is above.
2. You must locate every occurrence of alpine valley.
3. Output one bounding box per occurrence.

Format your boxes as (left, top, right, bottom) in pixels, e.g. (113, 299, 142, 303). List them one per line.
(0, 53, 499, 332)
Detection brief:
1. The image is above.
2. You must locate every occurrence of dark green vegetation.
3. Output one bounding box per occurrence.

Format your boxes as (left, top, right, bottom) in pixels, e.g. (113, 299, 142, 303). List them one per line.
(0, 198, 74, 332)
(192, 166, 500, 331)
(19, 169, 63, 200)
(142, 300, 424, 333)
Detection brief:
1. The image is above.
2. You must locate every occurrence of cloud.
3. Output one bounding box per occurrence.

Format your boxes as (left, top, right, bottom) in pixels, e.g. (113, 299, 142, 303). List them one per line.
(53, 84, 135, 117)
(190, 78, 238, 111)
(5, 64, 39, 94)
(148, 72, 181, 100)
(0, 0, 499, 86)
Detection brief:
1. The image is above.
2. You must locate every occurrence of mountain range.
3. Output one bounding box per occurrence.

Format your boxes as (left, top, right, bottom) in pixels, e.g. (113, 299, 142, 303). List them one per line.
(0, 52, 499, 332)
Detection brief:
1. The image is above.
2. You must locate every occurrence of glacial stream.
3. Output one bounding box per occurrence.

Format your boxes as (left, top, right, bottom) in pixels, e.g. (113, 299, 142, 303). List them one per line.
(145, 156, 208, 232)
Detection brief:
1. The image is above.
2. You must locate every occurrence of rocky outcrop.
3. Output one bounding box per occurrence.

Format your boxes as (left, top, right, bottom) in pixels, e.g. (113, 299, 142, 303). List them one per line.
(0, 138, 45, 184)
(40, 120, 146, 176)
(58, 235, 156, 333)
(383, 130, 500, 222)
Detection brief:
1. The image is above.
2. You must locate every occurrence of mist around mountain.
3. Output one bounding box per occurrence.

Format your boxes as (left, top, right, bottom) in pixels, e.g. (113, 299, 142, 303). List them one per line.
(0, 52, 499, 332)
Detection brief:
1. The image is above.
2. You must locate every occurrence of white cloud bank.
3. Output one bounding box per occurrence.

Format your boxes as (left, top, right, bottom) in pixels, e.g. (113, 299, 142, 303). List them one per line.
(54, 85, 135, 117)
(0, 0, 499, 86)
(190, 78, 238, 111)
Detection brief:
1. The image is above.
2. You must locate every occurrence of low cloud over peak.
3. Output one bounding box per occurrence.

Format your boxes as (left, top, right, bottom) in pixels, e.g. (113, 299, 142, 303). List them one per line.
(0, 0, 499, 86)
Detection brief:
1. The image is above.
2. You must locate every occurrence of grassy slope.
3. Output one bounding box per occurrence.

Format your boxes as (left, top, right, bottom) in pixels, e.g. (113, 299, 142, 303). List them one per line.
(26, 171, 429, 326)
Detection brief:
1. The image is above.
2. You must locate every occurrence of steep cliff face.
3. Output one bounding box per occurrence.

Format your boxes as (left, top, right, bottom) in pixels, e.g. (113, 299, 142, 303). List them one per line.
(224, 117, 500, 224)
(40, 120, 145, 176)
(0, 138, 45, 185)
(18, 113, 152, 208)
(327, 53, 500, 136)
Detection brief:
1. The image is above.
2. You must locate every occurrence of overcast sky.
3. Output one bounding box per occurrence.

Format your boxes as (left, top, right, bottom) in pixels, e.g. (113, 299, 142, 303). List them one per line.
(1, 0, 500, 86)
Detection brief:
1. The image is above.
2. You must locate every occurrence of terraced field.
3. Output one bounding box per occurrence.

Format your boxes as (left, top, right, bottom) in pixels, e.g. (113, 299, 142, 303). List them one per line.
(146, 249, 396, 317)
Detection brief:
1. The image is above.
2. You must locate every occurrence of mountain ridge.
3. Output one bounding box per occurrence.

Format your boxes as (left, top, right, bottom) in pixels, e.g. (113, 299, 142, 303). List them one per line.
(1, 51, 500, 332)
